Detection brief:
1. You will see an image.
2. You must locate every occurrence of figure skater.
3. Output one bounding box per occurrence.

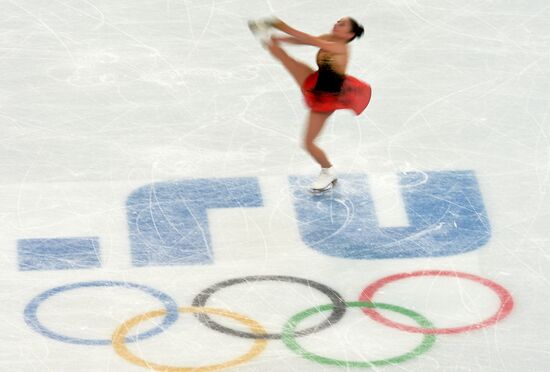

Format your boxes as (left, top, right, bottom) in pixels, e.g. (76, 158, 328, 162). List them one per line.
(248, 16, 372, 192)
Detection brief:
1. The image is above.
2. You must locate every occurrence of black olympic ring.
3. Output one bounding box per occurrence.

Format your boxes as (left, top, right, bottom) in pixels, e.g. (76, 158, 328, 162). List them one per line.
(191, 275, 346, 339)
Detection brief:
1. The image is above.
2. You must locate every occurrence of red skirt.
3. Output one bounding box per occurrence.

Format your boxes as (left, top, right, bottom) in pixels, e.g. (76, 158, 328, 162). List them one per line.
(301, 71, 372, 115)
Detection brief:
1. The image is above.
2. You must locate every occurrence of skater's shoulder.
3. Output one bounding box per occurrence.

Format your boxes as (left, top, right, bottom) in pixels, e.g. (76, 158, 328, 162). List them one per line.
(309, 34, 348, 55)
(318, 33, 333, 41)
(318, 33, 347, 44)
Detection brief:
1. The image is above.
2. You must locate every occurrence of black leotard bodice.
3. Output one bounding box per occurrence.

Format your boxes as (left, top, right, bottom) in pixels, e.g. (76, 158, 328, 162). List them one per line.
(312, 50, 345, 94)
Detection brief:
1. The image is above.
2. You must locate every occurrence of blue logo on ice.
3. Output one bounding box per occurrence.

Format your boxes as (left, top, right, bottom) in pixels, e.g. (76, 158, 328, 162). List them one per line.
(16, 170, 491, 270)
(126, 177, 263, 266)
(289, 171, 490, 259)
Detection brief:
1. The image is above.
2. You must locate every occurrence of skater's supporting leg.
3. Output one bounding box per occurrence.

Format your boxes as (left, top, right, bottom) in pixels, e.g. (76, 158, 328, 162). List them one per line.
(267, 40, 314, 87)
(303, 110, 333, 168)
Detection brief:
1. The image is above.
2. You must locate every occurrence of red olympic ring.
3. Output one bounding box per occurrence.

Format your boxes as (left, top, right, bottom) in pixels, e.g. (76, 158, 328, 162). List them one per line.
(359, 270, 514, 334)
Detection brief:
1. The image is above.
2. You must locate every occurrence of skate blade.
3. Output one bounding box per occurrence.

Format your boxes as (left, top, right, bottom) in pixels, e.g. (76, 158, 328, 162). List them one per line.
(309, 179, 337, 194)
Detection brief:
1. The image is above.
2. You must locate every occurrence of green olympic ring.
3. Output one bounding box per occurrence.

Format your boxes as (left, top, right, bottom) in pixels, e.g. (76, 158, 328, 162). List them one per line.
(281, 301, 436, 368)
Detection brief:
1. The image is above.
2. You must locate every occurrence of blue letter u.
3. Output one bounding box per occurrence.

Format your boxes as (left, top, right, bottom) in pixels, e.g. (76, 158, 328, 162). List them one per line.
(289, 171, 490, 259)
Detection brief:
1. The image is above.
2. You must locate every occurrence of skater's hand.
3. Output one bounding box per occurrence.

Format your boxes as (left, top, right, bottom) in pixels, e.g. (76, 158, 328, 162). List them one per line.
(248, 16, 279, 33)
(261, 16, 280, 28)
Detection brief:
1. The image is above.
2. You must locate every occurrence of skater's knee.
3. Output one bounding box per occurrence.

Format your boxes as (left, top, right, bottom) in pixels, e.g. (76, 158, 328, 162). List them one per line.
(303, 139, 317, 152)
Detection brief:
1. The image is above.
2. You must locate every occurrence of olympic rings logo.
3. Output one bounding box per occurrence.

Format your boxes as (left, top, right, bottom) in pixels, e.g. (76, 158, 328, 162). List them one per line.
(24, 270, 514, 370)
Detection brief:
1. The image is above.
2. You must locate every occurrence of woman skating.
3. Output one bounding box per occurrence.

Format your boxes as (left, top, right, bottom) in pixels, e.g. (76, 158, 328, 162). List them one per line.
(249, 17, 372, 192)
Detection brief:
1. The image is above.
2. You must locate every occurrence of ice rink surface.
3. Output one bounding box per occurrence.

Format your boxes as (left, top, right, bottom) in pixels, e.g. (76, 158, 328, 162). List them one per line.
(1, 0, 550, 371)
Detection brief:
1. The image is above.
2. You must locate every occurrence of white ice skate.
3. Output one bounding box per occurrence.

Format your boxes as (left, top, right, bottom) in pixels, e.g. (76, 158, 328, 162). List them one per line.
(247, 17, 276, 45)
(309, 168, 338, 194)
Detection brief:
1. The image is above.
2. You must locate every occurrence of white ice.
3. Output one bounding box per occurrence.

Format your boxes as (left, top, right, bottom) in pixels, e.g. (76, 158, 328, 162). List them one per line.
(1, 0, 549, 371)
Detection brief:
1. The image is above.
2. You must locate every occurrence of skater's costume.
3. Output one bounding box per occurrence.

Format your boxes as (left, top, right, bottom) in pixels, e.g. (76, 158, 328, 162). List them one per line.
(301, 51, 371, 115)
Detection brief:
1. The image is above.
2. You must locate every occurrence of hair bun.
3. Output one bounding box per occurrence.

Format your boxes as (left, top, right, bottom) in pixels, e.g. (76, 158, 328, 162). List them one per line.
(348, 17, 365, 41)
(356, 25, 365, 38)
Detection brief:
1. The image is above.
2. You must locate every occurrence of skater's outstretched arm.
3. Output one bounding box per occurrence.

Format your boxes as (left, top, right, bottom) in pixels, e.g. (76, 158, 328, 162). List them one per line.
(271, 36, 306, 44)
(273, 34, 332, 45)
(270, 19, 346, 53)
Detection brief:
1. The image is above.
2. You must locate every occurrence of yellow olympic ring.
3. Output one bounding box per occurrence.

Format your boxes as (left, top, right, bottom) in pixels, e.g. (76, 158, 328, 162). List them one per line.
(112, 306, 267, 371)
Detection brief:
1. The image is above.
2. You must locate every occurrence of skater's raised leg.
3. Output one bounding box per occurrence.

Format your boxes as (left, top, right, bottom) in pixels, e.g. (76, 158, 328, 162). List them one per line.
(267, 39, 314, 87)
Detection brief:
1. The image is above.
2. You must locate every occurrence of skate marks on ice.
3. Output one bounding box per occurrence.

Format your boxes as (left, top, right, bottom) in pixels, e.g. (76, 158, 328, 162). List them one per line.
(21, 272, 514, 370)
(126, 177, 263, 267)
(289, 170, 490, 259)
(18, 237, 101, 271)
(16, 170, 490, 271)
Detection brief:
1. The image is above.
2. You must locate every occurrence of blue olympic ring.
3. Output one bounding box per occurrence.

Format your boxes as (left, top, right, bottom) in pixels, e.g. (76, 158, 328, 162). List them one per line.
(23, 280, 179, 345)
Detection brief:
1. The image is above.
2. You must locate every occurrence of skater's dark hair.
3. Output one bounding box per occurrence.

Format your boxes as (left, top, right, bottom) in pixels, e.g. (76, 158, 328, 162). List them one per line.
(347, 17, 364, 43)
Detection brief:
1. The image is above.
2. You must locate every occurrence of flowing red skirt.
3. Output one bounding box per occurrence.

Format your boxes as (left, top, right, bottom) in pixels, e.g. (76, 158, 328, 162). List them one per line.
(301, 71, 372, 115)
